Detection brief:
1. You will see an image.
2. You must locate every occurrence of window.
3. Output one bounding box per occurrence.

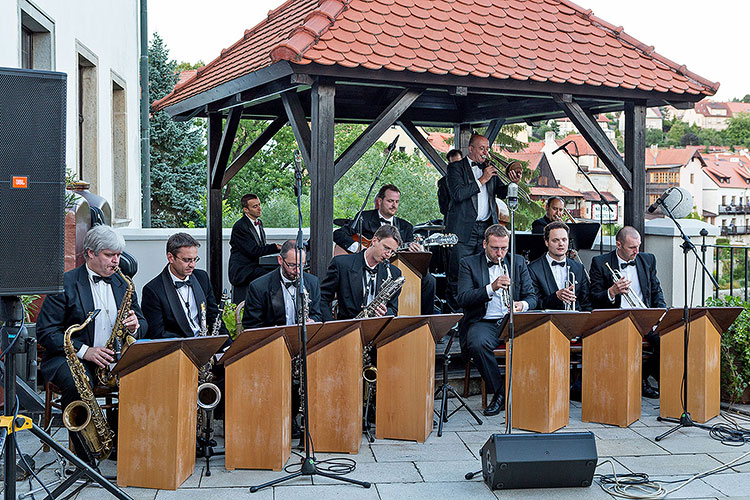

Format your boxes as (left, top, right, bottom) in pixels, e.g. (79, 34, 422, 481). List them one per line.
(111, 76, 128, 222)
(398, 146, 406, 153)
(77, 44, 99, 192)
(690, 173, 694, 184)
(21, 28, 32, 69)
(19, 1, 54, 70)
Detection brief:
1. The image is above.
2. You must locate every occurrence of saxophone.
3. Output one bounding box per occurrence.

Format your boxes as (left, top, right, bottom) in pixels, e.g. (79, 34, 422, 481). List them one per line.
(356, 272, 405, 319)
(62, 310, 115, 461)
(96, 268, 137, 387)
(197, 298, 224, 413)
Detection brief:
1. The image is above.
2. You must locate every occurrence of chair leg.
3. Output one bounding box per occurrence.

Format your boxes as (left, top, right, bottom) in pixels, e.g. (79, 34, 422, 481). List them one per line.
(463, 360, 471, 398)
(43, 383, 52, 452)
(481, 379, 487, 409)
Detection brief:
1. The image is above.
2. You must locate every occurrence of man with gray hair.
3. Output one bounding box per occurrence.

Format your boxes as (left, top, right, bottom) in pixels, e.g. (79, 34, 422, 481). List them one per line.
(37, 224, 147, 459)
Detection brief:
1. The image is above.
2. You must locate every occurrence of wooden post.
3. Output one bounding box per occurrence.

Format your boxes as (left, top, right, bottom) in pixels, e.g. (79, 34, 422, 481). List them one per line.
(309, 80, 336, 279)
(624, 101, 647, 236)
(453, 123, 471, 155)
(206, 112, 223, 298)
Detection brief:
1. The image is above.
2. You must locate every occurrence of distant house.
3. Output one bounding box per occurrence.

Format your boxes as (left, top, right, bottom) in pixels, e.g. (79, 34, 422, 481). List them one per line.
(683, 101, 750, 131)
(703, 151, 750, 240)
(645, 146, 706, 218)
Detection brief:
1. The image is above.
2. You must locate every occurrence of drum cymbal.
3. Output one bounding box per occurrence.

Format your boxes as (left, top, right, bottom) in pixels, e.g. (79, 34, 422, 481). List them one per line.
(334, 218, 352, 227)
(414, 223, 445, 231)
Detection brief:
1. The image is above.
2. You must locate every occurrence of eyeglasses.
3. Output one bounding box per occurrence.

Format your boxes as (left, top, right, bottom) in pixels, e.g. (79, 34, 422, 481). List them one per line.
(173, 255, 200, 264)
(282, 259, 301, 270)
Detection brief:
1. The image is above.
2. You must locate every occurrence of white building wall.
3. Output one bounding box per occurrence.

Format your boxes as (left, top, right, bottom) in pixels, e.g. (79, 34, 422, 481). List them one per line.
(679, 159, 704, 215)
(0, 0, 142, 227)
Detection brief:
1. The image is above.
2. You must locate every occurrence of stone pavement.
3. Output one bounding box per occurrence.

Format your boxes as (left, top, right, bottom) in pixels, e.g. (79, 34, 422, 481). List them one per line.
(5, 396, 750, 499)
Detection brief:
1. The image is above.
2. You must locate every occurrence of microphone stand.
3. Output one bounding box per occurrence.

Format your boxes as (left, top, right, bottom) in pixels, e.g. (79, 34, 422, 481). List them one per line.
(250, 153, 371, 492)
(348, 136, 399, 250)
(554, 144, 613, 254)
(504, 184, 519, 434)
(654, 201, 719, 441)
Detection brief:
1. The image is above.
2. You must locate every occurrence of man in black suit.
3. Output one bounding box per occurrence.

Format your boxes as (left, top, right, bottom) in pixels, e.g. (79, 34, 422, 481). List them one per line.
(589, 226, 666, 398)
(437, 149, 463, 217)
(531, 197, 565, 234)
(322, 224, 403, 321)
(37, 225, 147, 459)
(445, 134, 521, 310)
(228, 193, 282, 303)
(242, 239, 322, 329)
(141, 232, 229, 340)
(333, 184, 435, 315)
(457, 224, 537, 416)
(528, 221, 591, 311)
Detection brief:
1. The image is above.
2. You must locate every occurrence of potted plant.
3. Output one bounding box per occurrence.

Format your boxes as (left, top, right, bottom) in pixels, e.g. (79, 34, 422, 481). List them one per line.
(707, 295, 750, 403)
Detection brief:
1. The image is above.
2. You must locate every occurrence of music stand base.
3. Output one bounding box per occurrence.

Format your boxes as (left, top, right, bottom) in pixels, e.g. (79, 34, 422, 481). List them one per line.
(654, 414, 712, 441)
(249, 456, 371, 493)
(435, 383, 483, 437)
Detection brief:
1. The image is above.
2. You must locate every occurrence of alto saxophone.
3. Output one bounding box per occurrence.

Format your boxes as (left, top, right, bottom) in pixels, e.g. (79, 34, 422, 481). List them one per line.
(197, 298, 224, 414)
(356, 263, 405, 319)
(62, 309, 115, 461)
(96, 268, 137, 387)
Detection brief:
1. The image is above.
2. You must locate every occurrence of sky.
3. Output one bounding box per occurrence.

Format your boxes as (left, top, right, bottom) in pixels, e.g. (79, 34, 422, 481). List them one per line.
(149, 0, 749, 101)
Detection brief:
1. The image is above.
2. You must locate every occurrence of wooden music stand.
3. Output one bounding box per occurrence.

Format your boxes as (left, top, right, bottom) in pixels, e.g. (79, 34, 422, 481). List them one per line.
(580, 309, 665, 427)
(114, 336, 227, 490)
(658, 307, 742, 423)
(375, 314, 461, 442)
(500, 311, 589, 433)
(305, 319, 364, 453)
(392, 252, 431, 316)
(222, 324, 320, 471)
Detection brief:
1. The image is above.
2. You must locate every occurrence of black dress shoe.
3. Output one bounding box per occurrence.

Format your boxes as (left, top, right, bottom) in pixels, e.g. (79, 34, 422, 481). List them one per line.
(483, 392, 505, 416)
(642, 380, 659, 399)
(291, 417, 303, 440)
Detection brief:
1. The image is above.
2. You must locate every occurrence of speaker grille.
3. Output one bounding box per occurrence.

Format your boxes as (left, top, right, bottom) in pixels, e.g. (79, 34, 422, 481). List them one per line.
(0, 67, 66, 295)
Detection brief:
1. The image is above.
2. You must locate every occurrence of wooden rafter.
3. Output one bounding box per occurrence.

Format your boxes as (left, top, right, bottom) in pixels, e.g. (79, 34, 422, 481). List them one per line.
(281, 90, 312, 169)
(210, 106, 242, 189)
(221, 116, 287, 187)
(399, 120, 447, 176)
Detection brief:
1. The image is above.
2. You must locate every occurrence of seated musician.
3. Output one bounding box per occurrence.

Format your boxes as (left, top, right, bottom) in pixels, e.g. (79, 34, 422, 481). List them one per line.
(589, 226, 666, 398)
(37, 225, 147, 460)
(242, 239, 322, 439)
(528, 221, 592, 311)
(323, 224, 403, 320)
(531, 197, 565, 234)
(141, 232, 229, 341)
(333, 183, 435, 315)
(457, 224, 537, 416)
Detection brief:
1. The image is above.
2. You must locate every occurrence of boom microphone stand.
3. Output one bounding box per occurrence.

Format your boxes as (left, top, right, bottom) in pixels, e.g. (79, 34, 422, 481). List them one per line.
(250, 151, 371, 493)
(504, 183, 519, 434)
(654, 197, 720, 441)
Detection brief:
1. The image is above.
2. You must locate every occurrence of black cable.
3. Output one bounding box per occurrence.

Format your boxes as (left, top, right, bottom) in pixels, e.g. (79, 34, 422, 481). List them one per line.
(11, 395, 55, 499)
(283, 456, 357, 476)
(0, 311, 25, 363)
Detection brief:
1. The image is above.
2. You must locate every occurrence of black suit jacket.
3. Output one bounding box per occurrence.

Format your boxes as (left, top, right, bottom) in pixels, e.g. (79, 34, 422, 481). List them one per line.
(531, 215, 554, 234)
(437, 175, 449, 217)
(242, 268, 323, 330)
(332, 209, 413, 251)
(589, 251, 666, 309)
(527, 256, 592, 311)
(36, 264, 147, 381)
(228, 216, 278, 287)
(457, 252, 538, 331)
(141, 266, 229, 339)
(320, 251, 402, 321)
(445, 158, 509, 243)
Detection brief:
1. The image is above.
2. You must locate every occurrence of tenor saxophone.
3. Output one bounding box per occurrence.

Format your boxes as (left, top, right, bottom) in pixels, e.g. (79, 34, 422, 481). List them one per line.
(96, 268, 137, 387)
(62, 310, 115, 461)
(356, 271, 405, 319)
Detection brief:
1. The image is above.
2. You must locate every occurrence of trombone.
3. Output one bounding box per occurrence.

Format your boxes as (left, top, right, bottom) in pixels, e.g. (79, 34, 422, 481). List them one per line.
(485, 151, 533, 203)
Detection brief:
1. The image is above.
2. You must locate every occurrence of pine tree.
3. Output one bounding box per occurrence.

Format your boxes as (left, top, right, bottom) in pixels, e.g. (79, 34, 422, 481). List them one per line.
(148, 33, 205, 227)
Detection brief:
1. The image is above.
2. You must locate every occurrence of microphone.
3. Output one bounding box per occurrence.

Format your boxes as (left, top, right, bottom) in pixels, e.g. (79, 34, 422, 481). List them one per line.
(647, 188, 672, 213)
(551, 140, 575, 155)
(507, 182, 519, 210)
(386, 135, 400, 154)
(293, 149, 303, 174)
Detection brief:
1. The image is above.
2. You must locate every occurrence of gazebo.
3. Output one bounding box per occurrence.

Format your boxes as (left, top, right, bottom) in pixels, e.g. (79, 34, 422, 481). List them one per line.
(153, 0, 717, 295)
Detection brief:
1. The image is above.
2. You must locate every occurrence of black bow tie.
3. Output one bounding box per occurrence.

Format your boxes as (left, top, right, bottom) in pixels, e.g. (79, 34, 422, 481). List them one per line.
(283, 280, 295, 289)
(93, 274, 112, 284)
(487, 260, 498, 268)
(621, 261, 636, 269)
(379, 217, 390, 225)
(551, 260, 566, 267)
(174, 280, 192, 289)
(472, 161, 484, 168)
(364, 266, 379, 277)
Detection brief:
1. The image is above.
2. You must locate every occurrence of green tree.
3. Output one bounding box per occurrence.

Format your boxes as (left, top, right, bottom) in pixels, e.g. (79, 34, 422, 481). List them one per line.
(148, 33, 206, 227)
(645, 128, 664, 146)
(175, 60, 205, 72)
(531, 120, 560, 141)
(725, 113, 750, 148)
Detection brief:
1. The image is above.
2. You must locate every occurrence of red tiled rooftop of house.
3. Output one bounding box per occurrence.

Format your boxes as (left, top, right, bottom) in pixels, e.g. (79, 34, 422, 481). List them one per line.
(581, 190, 618, 202)
(694, 101, 750, 118)
(703, 155, 750, 189)
(427, 131, 454, 154)
(531, 185, 583, 198)
(153, 0, 719, 111)
(645, 146, 703, 167)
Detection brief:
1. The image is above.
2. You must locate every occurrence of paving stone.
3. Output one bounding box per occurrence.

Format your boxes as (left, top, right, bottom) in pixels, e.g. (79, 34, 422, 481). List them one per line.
(377, 480, 497, 500)
(708, 451, 750, 473)
(414, 459, 481, 482)
(156, 487, 268, 499)
(196, 463, 313, 488)
(649, 431, 743, 454)
(594, 437, 670, 457)
(615, 453, 724, 476)
(371, 442, 476, 462)
(274, 484, 380, 500)
(493, 485, 613, 499)
(77, 485, 158, 500)
(646, 475, 727, 499)
(313, 461, 422, 485)
(701, 471, 750, 496)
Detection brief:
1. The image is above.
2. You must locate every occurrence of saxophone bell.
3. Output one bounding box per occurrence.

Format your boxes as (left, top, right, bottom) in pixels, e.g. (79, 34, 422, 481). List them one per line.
(363, 365, 377, 384)
(197, 382, 222, 411)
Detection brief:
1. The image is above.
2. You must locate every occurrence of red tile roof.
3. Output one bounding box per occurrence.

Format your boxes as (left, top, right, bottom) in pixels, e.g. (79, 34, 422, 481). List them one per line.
(531, 185, 583, 198)
(582, 190, 618, 202)
(555, 134, 597, 156)
(703, 155, 750, 189)
(694, 101, 750, 118)
(427, 132, 454, 153)
(153, 0, 719, 111)
(645, 147, 703, 167)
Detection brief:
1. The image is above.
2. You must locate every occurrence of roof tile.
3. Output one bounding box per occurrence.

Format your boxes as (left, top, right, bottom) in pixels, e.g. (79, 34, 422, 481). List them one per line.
(154, 0, 719, 112)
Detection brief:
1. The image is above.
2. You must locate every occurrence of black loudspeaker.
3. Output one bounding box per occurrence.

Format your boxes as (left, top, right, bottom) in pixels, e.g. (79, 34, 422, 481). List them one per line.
(0, 67, 66, 296)
(480, 432, 597, 490)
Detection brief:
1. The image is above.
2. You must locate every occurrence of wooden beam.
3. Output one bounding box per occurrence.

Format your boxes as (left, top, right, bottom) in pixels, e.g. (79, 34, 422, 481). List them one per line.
(221, 116, 287, 186)
(554, 94, 632, 190)
(453, 123, 471, 155)
(333, 88, 422, 182)
(206, 113, 223, 298)
(624, 101, 647, 236)
(309, 80, 336, 279)
(210, 106, 242, 189)
(399, 120, 447, 176)
(281, 90, 312, 169)
(485, 119, 506, 147)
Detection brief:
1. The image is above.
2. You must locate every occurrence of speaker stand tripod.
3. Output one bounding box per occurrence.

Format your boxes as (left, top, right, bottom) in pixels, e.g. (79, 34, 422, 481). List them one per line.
(434, 327, 483, 437)
(1, 296, 131, 500)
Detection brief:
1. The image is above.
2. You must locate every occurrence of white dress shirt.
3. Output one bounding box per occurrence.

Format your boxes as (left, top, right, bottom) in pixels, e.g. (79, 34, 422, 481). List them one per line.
(170, 269, 201, 334)
(245, 213, 262, 242)
(546, 254, 568, 290)
(610, 255, 645, 308)
(281, 275, 297, 325)
(79, 267, 119, 359)
(471, 163, 492, 222)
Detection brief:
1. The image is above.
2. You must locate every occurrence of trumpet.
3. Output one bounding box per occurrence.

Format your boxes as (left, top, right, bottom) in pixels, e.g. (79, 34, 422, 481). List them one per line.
(499, 262, 512, 310)
(605, 262, 647, 309)
(485, 151, 533, 203)
(564, 266, 577, 311)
